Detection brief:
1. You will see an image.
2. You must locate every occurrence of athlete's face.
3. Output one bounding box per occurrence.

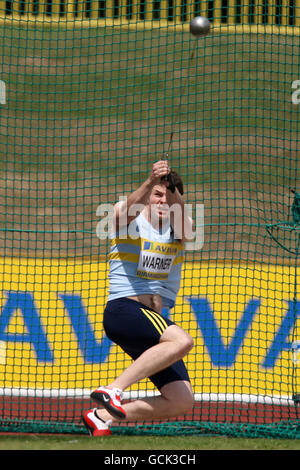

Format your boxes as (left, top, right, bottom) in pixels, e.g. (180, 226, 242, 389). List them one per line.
(148, 184, 169, 222)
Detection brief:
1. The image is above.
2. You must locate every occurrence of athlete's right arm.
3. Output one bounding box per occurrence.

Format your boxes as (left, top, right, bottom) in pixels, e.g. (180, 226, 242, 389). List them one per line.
(113, 160, 170, 230)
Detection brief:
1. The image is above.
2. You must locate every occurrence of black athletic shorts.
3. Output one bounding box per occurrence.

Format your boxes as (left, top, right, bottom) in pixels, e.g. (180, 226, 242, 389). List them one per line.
(103, 297, 190, 390)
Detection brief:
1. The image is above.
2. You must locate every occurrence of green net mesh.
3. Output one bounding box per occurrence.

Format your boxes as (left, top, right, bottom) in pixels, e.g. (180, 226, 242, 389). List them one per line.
(1, 1, 300, 438)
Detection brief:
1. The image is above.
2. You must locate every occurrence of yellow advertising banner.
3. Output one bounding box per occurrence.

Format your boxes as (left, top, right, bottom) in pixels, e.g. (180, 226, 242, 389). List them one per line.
(0, 257, 299, 399)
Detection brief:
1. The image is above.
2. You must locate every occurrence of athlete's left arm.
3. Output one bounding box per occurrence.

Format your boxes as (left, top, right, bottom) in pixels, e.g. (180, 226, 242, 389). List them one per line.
(165, 185, 194, 244)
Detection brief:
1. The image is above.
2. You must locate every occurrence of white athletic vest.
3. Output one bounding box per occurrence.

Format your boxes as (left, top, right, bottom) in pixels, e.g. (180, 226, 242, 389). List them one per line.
(107, 212, 184, 309)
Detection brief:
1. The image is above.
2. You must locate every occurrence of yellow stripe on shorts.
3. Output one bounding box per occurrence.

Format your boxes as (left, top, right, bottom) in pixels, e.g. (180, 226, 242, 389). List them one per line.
(140, 308, 168, 335)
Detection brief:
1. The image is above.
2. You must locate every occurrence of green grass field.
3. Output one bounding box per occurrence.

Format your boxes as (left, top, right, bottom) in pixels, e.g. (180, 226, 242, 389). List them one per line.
(1, 434, 300, 450)
(1, 24, 299, 176)
(1, 20, 300, 447)
(0, 23, 300, 261)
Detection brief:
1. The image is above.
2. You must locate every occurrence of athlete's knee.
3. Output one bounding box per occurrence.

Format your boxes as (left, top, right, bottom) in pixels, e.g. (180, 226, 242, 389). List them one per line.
(177, 333, 194, 357)
(163, 383, 194, 415)
(179, 388, 194, 414)
(161, 326, 194, 356)
(185, 334, 194, 354)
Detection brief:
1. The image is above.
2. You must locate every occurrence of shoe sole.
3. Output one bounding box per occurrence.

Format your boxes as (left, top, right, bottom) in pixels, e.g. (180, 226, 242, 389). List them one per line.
(82, 414, 112, 437)
(82, 415, 93, 436)
(90, 390, 126, 420)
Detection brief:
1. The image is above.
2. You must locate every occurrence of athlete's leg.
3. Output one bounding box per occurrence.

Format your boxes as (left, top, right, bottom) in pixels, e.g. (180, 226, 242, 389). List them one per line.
(107, 324, 193, 391)
(90, 299, 193, 421)
(96, 380, 194, 422)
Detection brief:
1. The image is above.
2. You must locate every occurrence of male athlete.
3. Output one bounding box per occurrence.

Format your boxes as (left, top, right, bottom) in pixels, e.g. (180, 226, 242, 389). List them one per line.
(83, 160, 194, 436)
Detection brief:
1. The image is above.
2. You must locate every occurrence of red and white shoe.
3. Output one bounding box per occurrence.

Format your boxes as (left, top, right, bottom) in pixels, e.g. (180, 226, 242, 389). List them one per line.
(90, 386, 126, 420)
(82, 408, 112, 437)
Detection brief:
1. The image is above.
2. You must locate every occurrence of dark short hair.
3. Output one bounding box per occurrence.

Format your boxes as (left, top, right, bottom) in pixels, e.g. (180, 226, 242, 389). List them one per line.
(170, 170, 184, 195)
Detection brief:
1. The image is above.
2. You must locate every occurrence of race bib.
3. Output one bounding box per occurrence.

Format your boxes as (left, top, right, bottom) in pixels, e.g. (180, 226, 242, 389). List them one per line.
(136, 239, 179, 280)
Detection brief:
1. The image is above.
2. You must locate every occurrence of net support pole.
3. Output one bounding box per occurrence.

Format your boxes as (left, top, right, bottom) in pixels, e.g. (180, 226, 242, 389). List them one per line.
(296, 0, 300, 26)
(0, 0, 5, 16)
(281, 0, 290, 26)
(214, 0, 222, 24)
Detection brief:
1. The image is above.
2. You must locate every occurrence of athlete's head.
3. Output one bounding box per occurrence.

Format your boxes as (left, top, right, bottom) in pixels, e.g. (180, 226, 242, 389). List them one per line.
(148, 183, 169, 221)
(147, 171, 184, 224)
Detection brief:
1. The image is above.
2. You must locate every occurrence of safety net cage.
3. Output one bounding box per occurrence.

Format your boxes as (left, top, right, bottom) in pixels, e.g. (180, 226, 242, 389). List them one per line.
(1, 0, 300, 439)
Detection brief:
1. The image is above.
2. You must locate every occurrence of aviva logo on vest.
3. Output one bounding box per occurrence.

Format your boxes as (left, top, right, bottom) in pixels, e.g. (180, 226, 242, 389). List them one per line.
(143, 240, 179, 255)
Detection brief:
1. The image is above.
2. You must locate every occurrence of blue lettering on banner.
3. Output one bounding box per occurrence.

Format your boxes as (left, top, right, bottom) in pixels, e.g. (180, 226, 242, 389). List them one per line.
(0, 291, 54, 362)
(188, 297, 261, 367)
(262, 300, 300, 368)
(59, 293, 112, 363)
(0, 291, 298, 368)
